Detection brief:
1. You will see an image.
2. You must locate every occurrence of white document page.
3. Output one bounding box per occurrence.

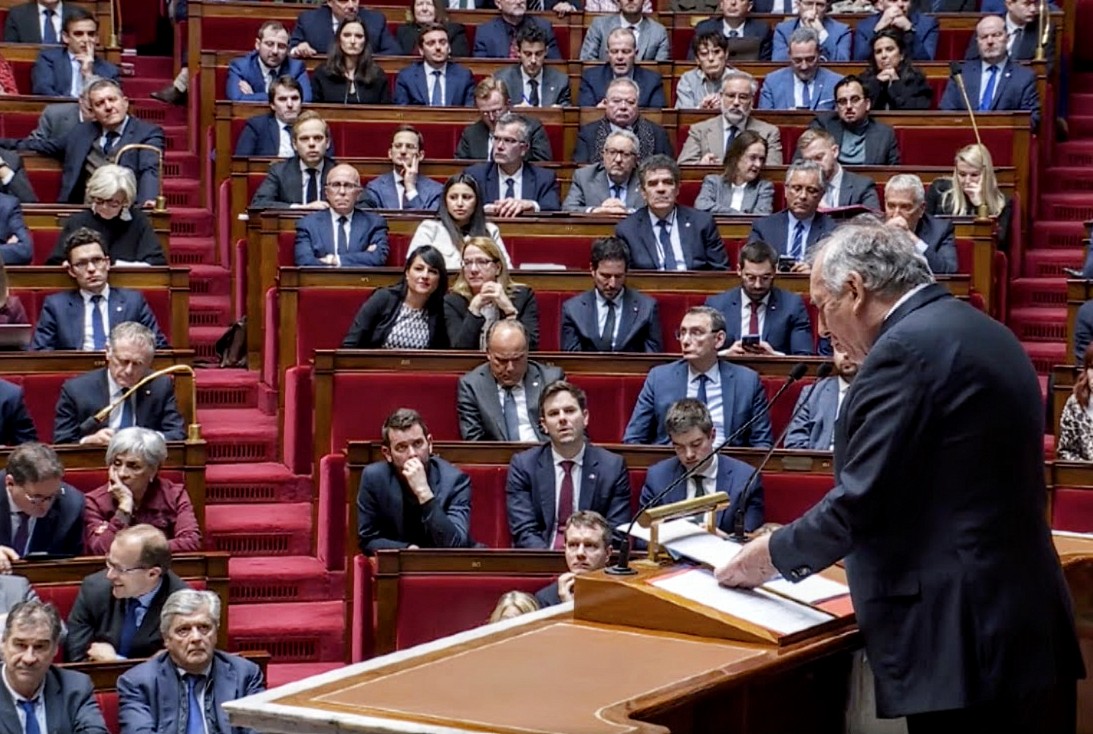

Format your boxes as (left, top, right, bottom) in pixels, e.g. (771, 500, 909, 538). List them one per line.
(763, 574, 849, 605)
(626, 519, 745, 568)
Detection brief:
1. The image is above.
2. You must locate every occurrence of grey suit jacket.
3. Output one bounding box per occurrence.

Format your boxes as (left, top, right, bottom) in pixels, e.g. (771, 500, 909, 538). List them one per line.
(784, 377, 840, 450)
(578, 14, 670, 61)
(456, 361, 565, 441)
(0, 667, 108, 734)
(832, 169, 880, 210)
(0, 574, 34, 614)
(562, 164, 643, 212)
(677, 115, 783, 166)
(494, 65, 571, 107)
(695, 176, 774, 215)
(28, 103, 82, 142)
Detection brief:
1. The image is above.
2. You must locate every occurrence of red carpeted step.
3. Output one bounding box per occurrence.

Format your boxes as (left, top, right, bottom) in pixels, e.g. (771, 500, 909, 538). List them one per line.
(1069, 116, 1093, 138)
(1008, 277, 1068, 308)
(1030, 221, 1089, 250)
(1072, 94, 1093, 115)
(1039, 193, 1093, 222)
(187, 264, 232, 297)
(194, 368, 259, 410)
(205, 502, 312, 556)
(230, 601, 345, 663)
(1021, 341, 1068, 375)
(228, 556, 344, 604)
(1055, 141, 1093, 167)
(266, 663, 342, 688)
(130, 99, 187, 127)
(1023, 248, 1083, 277)
(128, 55, 175, 77)
(197, 408, 279, 463)
(189, 295, 233, 329)
(1008, 306, 1068, 342)
(169, 237, 218, 267)
(189, 326, 229, 364)
(169, 207, 215, 239)
(162, 180, 202, 208)
(1041, 166, 1093, 193)
(164, 151, 200, 178)
(205, 462, 312, 504)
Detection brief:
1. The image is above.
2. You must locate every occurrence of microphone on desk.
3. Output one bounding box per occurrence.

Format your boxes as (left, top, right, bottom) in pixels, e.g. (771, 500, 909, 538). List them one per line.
(730, 362, 834, 543)
(78, 364, 201, 442)
(605, 362, 809, 576)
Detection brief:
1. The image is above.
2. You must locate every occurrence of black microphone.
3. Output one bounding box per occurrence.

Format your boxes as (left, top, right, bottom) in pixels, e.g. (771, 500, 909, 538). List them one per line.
(730, 362, 834, 542)
(948, 61, 963, 79)
(606, 361, 810, 576)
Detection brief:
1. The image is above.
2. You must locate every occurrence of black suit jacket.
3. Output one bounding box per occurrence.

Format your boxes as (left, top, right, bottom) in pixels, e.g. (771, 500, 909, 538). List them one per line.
(0, 149, 38, 203)
(914, 212, 958, 274)
(64, 570, 189, 662)
(463, 162, 560, 211)
(769, 284, 1084, 717)
(810, 113, 900, 166)
(560, 287, 662, 353)
(341, 285, 449, 349)
(615, 206, 729, 271)
(395, 21, 470, 57)
(249, 156, 334, 209)
(572, 117, 672, 165)
(0, 473, 83, 556)
(454, 118, 553, 162)
(691, 17, 773, 61)
(234, 113, 288, 157)
(444, 286, 540, 350)
(53, 368, 186, 444)
(0, 378, 37, 446)
(2, 2, 48, 43)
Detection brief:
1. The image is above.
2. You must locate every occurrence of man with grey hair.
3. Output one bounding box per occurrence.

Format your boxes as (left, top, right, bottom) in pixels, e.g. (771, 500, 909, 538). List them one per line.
(0, 443, 83, 568)
(578, 0, 670, 62)
(757, 27, 844, 110)
(53, 321, 184, 445)
(118, 589, 264, 734)
(746, 160, 837, 272)
(563, 130, 644, 213)
(463, 113, 559, 216)
(574, 78, 673, 165)
(577, 27, 666, 108)
(679, 70, 782, 166)
(716, 222, 1083, 731)
(0, 601, 109, 734)
(883, 174, 957, 274)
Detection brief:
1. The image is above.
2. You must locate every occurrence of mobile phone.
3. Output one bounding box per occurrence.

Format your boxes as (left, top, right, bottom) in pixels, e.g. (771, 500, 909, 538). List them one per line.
(741, 334, 761, 348)
(777, 257, 796, 273)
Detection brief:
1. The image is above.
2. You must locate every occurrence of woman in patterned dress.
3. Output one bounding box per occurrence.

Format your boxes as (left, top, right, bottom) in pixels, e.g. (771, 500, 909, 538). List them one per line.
(1058, 343, 1093, 462)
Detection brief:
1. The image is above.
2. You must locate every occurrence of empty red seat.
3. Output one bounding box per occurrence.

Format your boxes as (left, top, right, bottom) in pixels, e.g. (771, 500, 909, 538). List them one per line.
(1052, 488, 1093, 532)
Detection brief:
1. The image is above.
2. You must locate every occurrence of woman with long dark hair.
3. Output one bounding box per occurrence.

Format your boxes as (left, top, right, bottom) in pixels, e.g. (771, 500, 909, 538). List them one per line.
(694, 131, 775, 215)
(312, 18, 391, 104)
(859, 28, 932, 110)
(396, 0, 469, 57)
(408, 173, 512, 270)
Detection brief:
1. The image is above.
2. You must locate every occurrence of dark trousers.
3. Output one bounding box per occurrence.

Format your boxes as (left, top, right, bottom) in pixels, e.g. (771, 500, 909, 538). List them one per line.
(905, 680, 1076, 734)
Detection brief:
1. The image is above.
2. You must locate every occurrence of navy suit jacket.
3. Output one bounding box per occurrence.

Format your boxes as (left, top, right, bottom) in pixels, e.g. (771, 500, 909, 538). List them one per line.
(0, 192, 31, 265)
(1074, 299, 1093, 364)
(506, 443, 632, 548)
(31, 287, 168, 351)
(464, 162, 561, 211)
(784, 376, 839, 450)
(640, 454, 764, 533)
(226, 50, 312, 102)
(3, 2, 53, 43)
(772, 17, 851, 61)
(250, 156, 335, 209)
(757, 66, 843, 111)
(578, 65, 667, 108)
(560, 287, 663, 353)
(289, 6, 401, 55)
(746, 211, 838, 260)
(118, 650, 265, 734)
(356, 456, 473, 553)
(0, 667, 107, 734)
(692, 17, 773, 61)
(939, 59, 1040, 129)
(393, 62, 476, 106)
(852, 13, 938, 61)
(362, 171, 443, 211)
(234, 113, 289, 157)
(705, 286, 814, 355)
(614, 206, 728, 271)
(472, 16, 561, 59)
(30, 47, 119, 96)
(53, 368, 186, 444)
(915, 212, 958, 274)
(0, 378, 37, 446)
(293, 209, 390, 267)
(622, 359, 773, 446)
(0, 472, 83, 556)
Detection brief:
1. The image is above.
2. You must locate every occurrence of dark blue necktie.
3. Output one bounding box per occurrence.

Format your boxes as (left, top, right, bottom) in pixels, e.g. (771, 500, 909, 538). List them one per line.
(430, 70, 443, 106)
(527, 79, 540, 106)
(504, 177, 516, 199)
(18, 699, 40, 734)
(336, 215, 349, 256)
(979, 65, 998, 111)
(696, 374, 709, 405)
(601, 299, 616, 350)
(185, 674, 205, 734)
(801, 80, 812, 109)
(657, 219, 677, 270)
(117, 597, 139, 657)
(305, 168, 319, 204)
(791, 221, 806, 261)
(503, 387, 520, 441)
(90, 294, 107, 350)
(610, 184, 623, 201)
(42, 9, 56, 44)
(103, 131, 120, 158)
(12, 511, 30, 556)
(118, 390, 134, 429)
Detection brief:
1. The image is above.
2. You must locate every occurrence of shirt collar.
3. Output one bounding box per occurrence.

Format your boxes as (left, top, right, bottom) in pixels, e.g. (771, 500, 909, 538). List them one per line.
(496, 163, 524, 181)
(299, 158, 323, 175)
(789, 211, 816, 226)
(688, 362, 721, 385)
(133, 578, 163, 610)
(1, 664, 45, 705)
(551, 444, 586, 468)
(80, 284, 110, 304)
(827, 165, 843, 191)
(175, 661, 213, 681)
(694, 453, 719, 480)
(647, 207, 676, 227)
(882, 283, 931, 323)
(595, 287, 625, 307)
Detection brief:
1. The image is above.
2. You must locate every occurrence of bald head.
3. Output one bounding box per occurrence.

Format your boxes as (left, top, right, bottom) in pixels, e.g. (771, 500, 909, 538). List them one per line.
(976, 15, 1008, 64)
(325, 164, 362, 215)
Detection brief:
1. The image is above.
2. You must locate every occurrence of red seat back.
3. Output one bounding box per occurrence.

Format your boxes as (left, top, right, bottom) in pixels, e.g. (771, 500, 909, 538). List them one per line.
(462, 465, 510, 547)
(95, 692, 120, 734)
(330, 372, 463, 450)
(295, 288, 376, 364)
(1052, 488, 1093, 532)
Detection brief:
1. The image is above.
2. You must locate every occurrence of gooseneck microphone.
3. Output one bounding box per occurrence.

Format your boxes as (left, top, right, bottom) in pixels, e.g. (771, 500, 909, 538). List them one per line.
(78, 364, 201, 441)
(730, 362, 834, 542)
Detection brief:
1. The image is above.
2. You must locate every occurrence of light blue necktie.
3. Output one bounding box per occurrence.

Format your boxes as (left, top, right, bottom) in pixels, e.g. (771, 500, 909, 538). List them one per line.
(185, 674, 205, 734)
(42, 9, 56, 44)
(430, 70, 443, 106)
(791, 220, 806, 261)
(19, 699, 40, 734)
(978, 65, 998, 111)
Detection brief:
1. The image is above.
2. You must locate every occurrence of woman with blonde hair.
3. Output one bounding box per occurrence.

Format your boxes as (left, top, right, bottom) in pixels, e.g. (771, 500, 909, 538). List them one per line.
(487, 591, 540, 623)
(1058, 344, 1093, 462)
(926, 143, 1013, 252)
(444, 237, 538, 350)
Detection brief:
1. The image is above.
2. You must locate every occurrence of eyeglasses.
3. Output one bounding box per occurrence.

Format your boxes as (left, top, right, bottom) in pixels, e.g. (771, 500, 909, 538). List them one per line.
(91, 196, 126, 209)
(604, 148, 636, 159)
(325, 182, 361, 192)
(675, 328, 716, 339)
(463, 258, 497, 269)
(742, 274, 775, 285)
(70, 256, 109, 271)
(836, 95, 864, 107)
(22, 491, 57, 506)
(105, 559, 149, 574)
(493, 136, 525, 146)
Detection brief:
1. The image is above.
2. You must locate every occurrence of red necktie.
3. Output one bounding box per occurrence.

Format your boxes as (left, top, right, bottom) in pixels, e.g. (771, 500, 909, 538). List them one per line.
(553, 460, 575, 549)
(748, 300, 760, 336)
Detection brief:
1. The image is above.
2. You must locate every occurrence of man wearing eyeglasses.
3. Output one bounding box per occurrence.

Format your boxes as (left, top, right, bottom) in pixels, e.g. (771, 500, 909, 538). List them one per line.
(463, 113, 560, 217)
(563, 131, 644, 214)
(455, 77, 553, 163)
(795, 128, 880, 211)
(0, 443, 84, 572)
(746, 160, 837, 272)
(809, 76, 900, 167)
(294, 164, 388, 268)
(64, 524, 187, 662)
(678, 71, 782, 165)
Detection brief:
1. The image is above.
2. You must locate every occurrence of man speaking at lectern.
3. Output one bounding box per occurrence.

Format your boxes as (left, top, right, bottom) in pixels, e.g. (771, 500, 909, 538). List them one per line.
(715, 222, 1083, 731)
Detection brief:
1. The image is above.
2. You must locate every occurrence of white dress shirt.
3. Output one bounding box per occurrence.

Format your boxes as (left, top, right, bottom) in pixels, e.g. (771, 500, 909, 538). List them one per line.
(39, 1, 63, 40)
(793, 74, 815, 108)
(328, 209, 352, 266)
(298, 159, 324, 202)
(739, 291, 770, 339)
(277, 120, 294, 158)
(646, 208, 686, 271)
(822, 165, 844, 209)
(496, 382, 538, 441)
(2, 665, 47, 734)
(520, 69, 544, 106)
(687, 363, 725, 441)
(426, 62, 448, 105)
(106, 369, 136, 431)
(687, 454, 719, 499)
(729, 183, 747, 211)
(80, 284, 111, 351)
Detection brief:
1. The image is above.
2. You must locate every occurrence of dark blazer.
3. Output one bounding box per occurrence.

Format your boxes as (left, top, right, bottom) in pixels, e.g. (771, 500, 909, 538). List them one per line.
(810, 113, 901, 166)
(249, 156, 334, 209)
(396, 21, 470, 57)
(3, 1, 57, 43)
(51, 207, 166, 266)
(226, 50, 312, 102)
(293, 209, 389, 267)
(964, 16, 1054, 67)
(705, 286, 814, 355)
(472, 16, 561, 59)
(341, 285, 449, 349)
(914, 212, 958, 274)
(746, 211, 838, 260)
(614, 205, 729, 271)
(0, 193, 31, 265)
(507, 443, 632, 548)
(444, 286, 540, 350)
(925, 177, 1012, 254)
(560, 287, 663, 353)
(53, 368, 186, 444)
(1075, 299, 1093, 364)
(356, 456, 473, 553)
(457, 360, 565, 441)
(0, 473, 83, 556)
(393, 62, 475, 106)
(362, 171, 444, 211)
(534, 580, 563, 608)
(31, 287, 168, 351)
(64, 569, 188, 662)
(832, 169, 880, 209)
(494, 64, 571, 106)
(0, 148, 38, 204)
(640, 453, 763, 532)
(572, 117, 672, 164)
(31, 47, 119, 96)
(234, 113, 291, 158)
(0, 377, 37, 445)
(118, 650, 265, 734)
(288, 5, 401, 55)
(691, 17, 773, 61)
(784, 376, 839, 450)
(463, 161, 561, 211)
(0, 667, 108, 734)
(768, 284, 1084, 717)
(312, 66, 391, 104)
(851, 12, 939, 61)
(860, 64, 934, 111)
(455, 117, 553, 162)
(622, 359, 773, 446)
(577, 65, 667, 108)
(772, 17, 851, 61)
(939, 59, 1040, 129)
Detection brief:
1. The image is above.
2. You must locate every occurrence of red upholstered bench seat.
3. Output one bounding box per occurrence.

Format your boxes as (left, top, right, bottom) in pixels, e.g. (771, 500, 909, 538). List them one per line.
(1052, 488, 1093, 532)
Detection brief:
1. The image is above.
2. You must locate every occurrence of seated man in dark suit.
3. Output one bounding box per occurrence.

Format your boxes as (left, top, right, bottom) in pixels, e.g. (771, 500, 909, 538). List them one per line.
(472, 0, 562, 60)
(357, 408, 474, 553)
(53, 321, 185, 445)
(561, 237, 662, 352)
(535, 511, 613, 607)
(288, 0, 401, 57)
(495, 24, 571, 108)
(771, 0, 851, 61)
(578, 28, 666, 108)
(118, 589, 265, 734)
(884, 173, 958, 274)
(458, 321, 565, 442)
(0, 192, 31, 265)
(249, 111, 336, 210)
(64, 525, 188, 662)
(707, 241, 815, 357)
(0, 378, 36, 447)
(809, 76, 901, 166)
(464, 113, 560, 216)
(746, 160, 837, 272)
(785, 348, 858, 450)
(614, 155, 728, 271)
(966, 0, 1054, 67)
(3, 0, 63, 43)
(573, 78, 672, 164)
(227, 21, 312, 103)
(507, 381, 632, 549)
(852, 0, 938, 61)
(0, 601, 109, 734)
(294, 164, 388, 267)
(0, 443, 84, 566)
(455, 77, 553, 162)
(234, 76, 304, 158)
(0, 149, 39, 204)
(1075, 299, 1093, 364)
(31, 228, 168, 351)
(394, 23, 476, 107)
(623, 306, 772, 446)
(692, 0, 773, 62)
(30, 7, 119, 97)
(563, 131, 645, 214)
(639, 398, 764, 532)
(362, 126, 444, 212)
(795, 128, 880, 211)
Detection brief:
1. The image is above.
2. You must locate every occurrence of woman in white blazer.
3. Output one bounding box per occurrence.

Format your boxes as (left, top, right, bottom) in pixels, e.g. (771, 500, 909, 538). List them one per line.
(408, 173, 512, 270)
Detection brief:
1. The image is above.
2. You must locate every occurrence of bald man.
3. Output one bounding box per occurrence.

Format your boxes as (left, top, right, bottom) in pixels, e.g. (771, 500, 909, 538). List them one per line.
(293, 163, 389, 267)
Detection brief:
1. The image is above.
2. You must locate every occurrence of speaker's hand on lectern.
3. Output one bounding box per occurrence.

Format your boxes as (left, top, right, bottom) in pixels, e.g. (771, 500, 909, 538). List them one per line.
(714, 534, 777, 589)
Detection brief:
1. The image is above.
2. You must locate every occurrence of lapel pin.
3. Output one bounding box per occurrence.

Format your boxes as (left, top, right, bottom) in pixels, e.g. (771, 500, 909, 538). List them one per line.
(588, 473, 596, 481)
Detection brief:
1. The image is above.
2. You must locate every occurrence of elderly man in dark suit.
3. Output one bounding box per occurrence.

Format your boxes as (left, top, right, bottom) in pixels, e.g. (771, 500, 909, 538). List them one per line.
(287, 0, 400, 57)
(561, 237, 662, 353)
(883, 174, 957, 274)
(495, 25, 570, 108)
(809, 77, 901, 167)
(785, 347, 857, 450)
(472, 0, 562, 59)
(2, 0, 64, 43)
(692, 0, 773, 61)
(65, 525, 188, 662)
(717, 221, 1084, 732)
(563, 131, 644, 214)
(852, 0, 938, 60)
(362, 126, 443, 212)
(463, 113, 560, 215)
(234, 76, 304, 158)
(507, 381, 631, 549)
(249, 111, 336, 210)
(796, 128, 880, 211)
(118, 589, 265, 734)
(357, 408, 473, 553)
(0, 443, 83, 569)
(577, 28, 666, 108)
(30, 8, 118, 97)
(746, 160, 837, 270)
(227, 21, 312, 103)
(573, 78, 672, 165)
(0, 379, 36, 447)
(455, 77, 553, 162)
(615, 155, 728, 272)
(535, 511, 613, 607)
(294, 164, 388, 267)
(458, 321, 565, 442)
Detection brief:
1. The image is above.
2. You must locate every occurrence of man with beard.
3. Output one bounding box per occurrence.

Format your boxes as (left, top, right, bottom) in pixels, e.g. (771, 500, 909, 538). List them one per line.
(234, 76, 305, 158)
(758, 27, 843, 111)
(463, 114, 560, 216)
(362, 126, 443, 211)
(810, 76, 901, 166)
(785, 348, 858, 450)
(796, 128, 880, 210)
(227, 21, 312, 102)
(678, 70, 782, 165)
(534, 511, 614, 607)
